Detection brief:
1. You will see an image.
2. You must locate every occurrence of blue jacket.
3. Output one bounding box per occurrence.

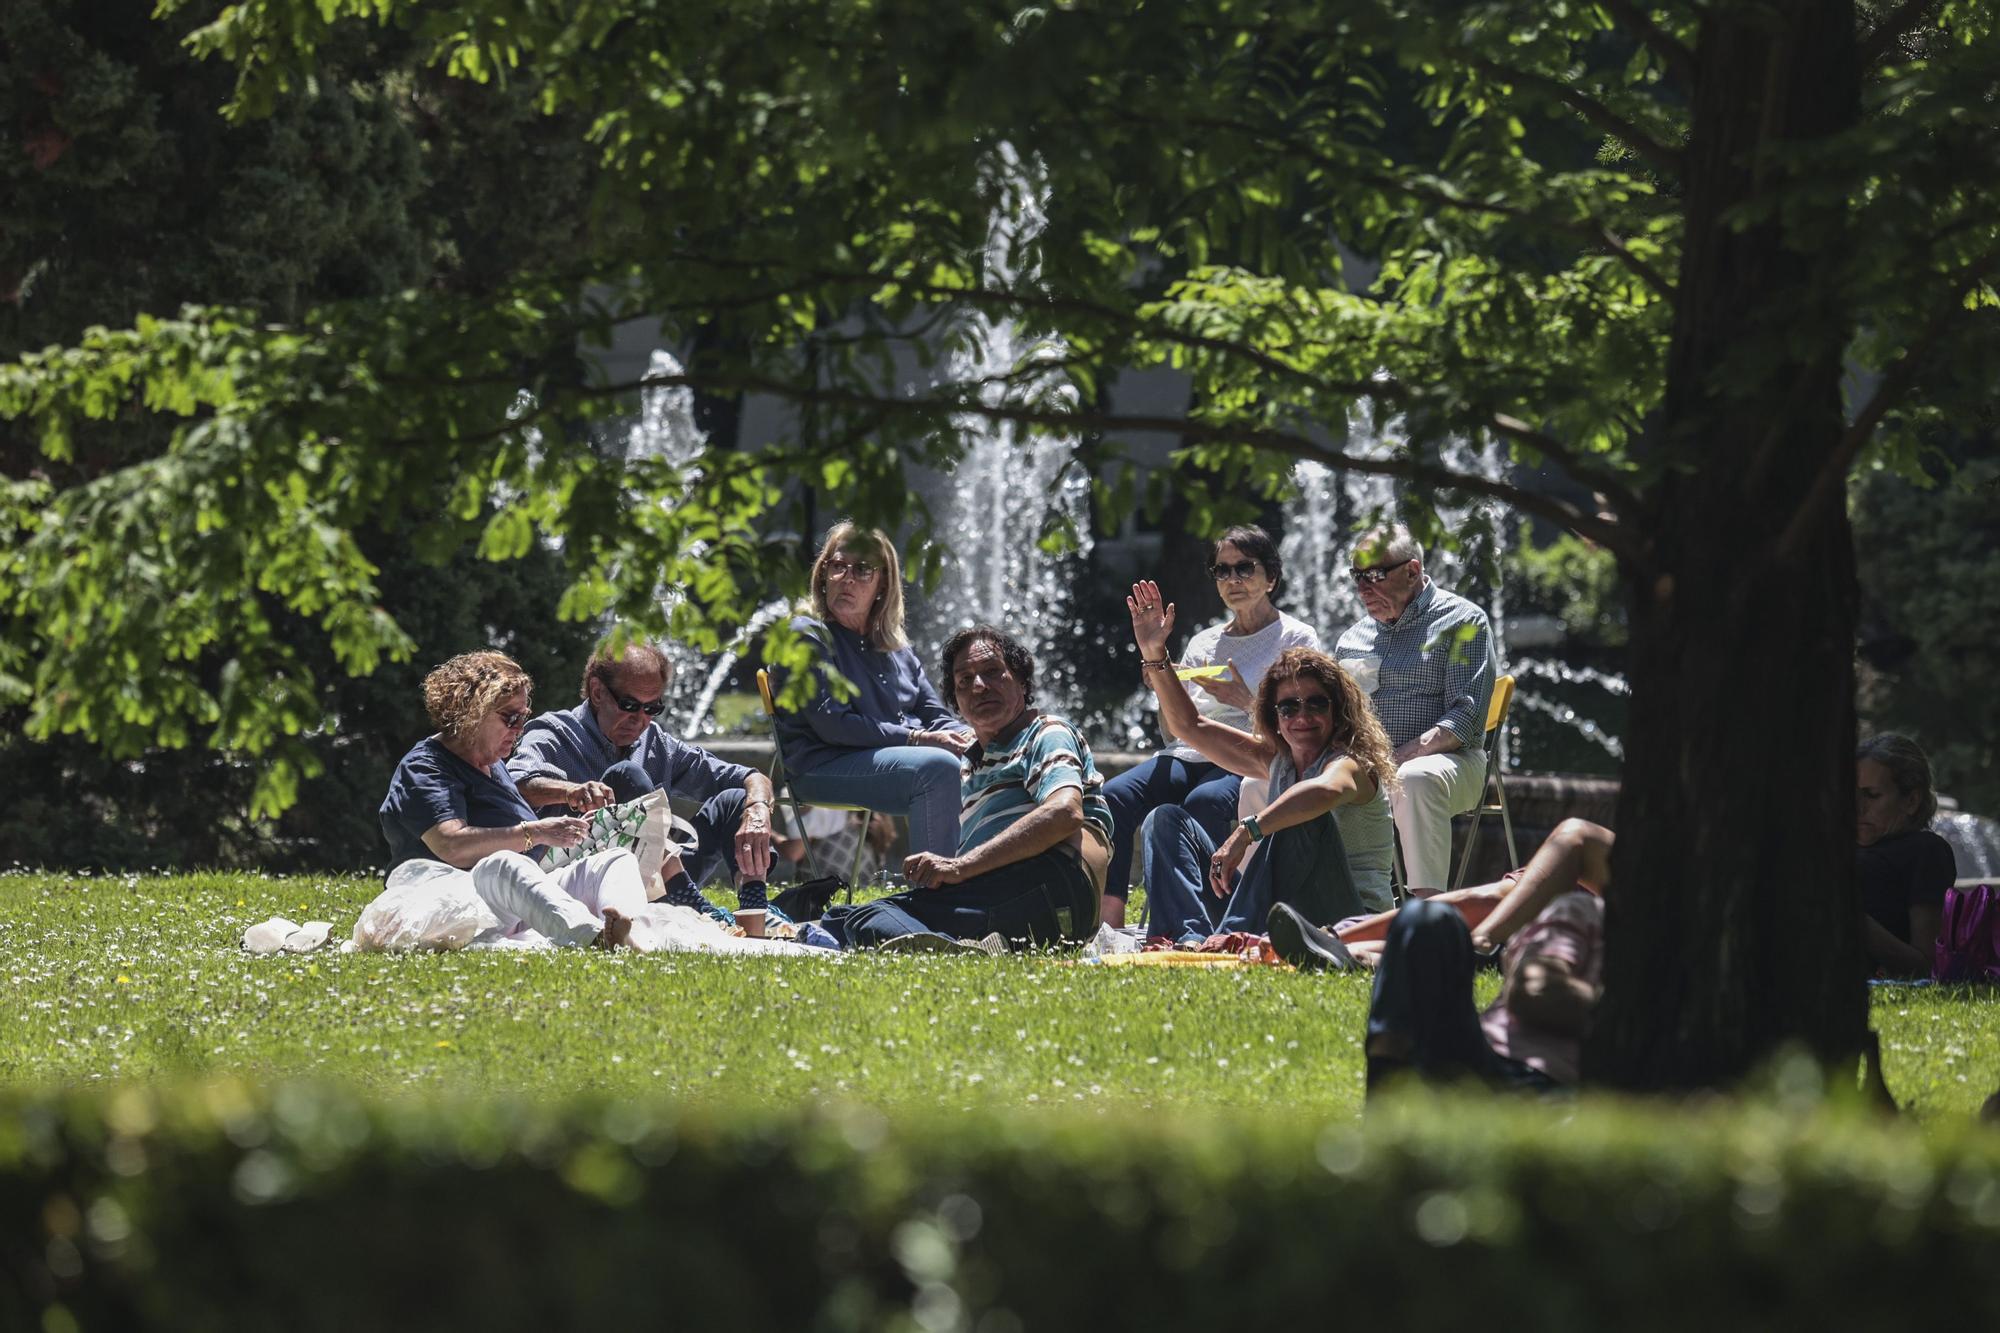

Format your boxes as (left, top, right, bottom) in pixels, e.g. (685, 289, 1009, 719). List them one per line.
(773, 616, 967, 775)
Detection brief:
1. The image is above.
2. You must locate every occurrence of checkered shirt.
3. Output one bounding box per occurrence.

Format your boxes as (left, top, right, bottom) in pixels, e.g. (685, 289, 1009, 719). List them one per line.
(1334, 579, 1495, 750)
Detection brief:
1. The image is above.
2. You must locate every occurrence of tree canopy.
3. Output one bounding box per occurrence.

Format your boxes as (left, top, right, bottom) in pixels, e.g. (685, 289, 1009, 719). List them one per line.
(5, 0, 1998, 1083)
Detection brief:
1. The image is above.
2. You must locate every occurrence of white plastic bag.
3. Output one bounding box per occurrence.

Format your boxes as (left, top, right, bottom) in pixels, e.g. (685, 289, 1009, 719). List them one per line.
(349, 860, 503, 952)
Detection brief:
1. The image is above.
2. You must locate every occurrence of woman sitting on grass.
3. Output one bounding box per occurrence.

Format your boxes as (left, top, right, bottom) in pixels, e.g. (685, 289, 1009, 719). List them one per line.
(1856, 732, 1956, 976)
(377, 650, 646, 949)
(1127, 580, 1396, 946)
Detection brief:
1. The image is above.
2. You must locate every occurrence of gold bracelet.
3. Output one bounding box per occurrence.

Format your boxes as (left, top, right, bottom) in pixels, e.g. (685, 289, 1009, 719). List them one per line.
(521, 825, 534, 852)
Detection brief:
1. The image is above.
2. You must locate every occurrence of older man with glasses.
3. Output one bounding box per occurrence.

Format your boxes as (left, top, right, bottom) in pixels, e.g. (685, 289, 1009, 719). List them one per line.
(506, 635, 778, 926)
(1334, 524, 1496, 895)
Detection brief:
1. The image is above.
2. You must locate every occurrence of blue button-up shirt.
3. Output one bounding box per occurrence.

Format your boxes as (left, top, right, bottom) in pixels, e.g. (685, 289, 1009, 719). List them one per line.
(1335, 579, 1495, 750)
(507, 701, 752, 814)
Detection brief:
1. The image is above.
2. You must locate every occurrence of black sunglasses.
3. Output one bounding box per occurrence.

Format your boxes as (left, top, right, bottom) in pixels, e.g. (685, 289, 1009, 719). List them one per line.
(1273, 694, 1333, 719)
(1208, 559, 1262, 581)
(497, 707, 532, 730)
(1351, 560, 1412, 585)
(610, 689, 667, 717)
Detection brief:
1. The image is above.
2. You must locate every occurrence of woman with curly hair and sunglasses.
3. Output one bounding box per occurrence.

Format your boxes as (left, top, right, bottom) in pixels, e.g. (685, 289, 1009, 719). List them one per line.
(378, 651, 643, 949)
(1128, 581, 1397, 946)
(1100, 525, 1321, 928)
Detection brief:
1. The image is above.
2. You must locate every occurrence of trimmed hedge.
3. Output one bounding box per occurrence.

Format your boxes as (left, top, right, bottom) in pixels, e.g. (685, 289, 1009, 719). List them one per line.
(5, 1081, 2000, 1330)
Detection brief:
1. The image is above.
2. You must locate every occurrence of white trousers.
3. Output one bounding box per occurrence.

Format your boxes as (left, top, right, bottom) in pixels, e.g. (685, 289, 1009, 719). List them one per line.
(471, 848, 649, 948)
(1390, 748, 1487, 892)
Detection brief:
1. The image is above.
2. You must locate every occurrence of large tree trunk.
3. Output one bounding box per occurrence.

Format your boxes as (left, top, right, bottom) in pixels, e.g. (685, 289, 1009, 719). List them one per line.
(1587, 1, 1869, 1088)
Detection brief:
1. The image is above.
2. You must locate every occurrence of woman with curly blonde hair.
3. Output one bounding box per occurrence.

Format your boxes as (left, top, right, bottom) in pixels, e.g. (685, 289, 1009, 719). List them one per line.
(379, 651, 644, 949)
(1128, 581, 1398, 945)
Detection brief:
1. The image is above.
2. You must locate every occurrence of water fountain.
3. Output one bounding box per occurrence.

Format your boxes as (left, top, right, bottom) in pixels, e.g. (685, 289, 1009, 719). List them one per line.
(904, 143, 1095, 715)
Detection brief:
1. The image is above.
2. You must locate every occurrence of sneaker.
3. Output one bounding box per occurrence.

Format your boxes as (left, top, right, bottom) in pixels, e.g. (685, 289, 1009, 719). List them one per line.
(1265, 902, 1358, 973)
(968, 932, 1007, 956)
(874, 931, 988, 956)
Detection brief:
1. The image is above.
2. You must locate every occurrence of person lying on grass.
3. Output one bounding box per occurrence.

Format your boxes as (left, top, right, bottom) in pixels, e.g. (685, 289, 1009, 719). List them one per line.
(1127, 580, 1398, 946)
(1266, 817, 1611, 1094)
(817, 626, 1113, 953)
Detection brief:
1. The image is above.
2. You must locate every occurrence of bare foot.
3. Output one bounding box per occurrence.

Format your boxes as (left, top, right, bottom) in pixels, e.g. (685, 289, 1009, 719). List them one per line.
(594, 907, 633, 951)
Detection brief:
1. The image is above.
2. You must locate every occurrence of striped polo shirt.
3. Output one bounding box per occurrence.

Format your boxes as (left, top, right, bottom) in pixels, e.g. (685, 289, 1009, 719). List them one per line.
(958, 713, 1115, 855)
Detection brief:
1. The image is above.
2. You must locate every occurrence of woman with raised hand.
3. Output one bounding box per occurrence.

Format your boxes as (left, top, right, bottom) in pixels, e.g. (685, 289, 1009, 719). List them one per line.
(378, 650, 646, 949)
(1101, 526, 1321, 928)
(1128, 580, 1395, 946)
(773, 522, 974, 858)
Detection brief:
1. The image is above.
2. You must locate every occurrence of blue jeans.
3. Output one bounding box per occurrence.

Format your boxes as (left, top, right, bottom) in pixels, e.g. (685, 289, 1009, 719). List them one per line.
(821, 846, 1099, 950)
(1142, 805, 1363, 945)
(1101, 755, 1240, 900)
(602, 761, 777, 919)
(786, 745, 963, 858)
(1365, 898, 1555, 1095)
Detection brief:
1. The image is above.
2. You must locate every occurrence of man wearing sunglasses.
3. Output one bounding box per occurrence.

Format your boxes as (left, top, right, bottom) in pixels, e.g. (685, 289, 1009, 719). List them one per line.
(508, 635, 778, 925)
(1334, 524, 1496, 895)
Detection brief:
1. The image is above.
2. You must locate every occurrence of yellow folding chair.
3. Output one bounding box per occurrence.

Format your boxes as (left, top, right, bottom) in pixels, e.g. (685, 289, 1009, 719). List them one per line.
(1449, 673, 1520, 891)
(756, 668, 876, 896)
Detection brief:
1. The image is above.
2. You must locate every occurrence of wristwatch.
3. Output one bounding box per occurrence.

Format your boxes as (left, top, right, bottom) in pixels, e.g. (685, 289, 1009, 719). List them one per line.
(1240, 814, 1265, 843)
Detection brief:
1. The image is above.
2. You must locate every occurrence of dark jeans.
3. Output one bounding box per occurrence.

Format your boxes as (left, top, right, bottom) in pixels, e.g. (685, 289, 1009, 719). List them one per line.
(602, 760, 772, 916)
(1143, 805, 1363, 944)
(1102, 755, 1240, 899)
(1364, 898, 1556, 1094)
(822, 845, 1099, 950)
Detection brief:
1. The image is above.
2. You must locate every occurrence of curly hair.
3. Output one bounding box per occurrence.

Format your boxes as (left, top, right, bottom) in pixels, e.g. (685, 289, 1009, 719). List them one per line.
(422, 651, 531, 741)
(1856, 732, 1939, 831)
(1252, 647, 1397, 792)
(939, 625, 1036, 712)
(806, 521, 908, 651)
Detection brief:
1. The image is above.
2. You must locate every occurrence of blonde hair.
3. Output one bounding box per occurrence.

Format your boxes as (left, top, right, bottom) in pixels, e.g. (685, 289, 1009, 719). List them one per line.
(422, 651, 531, 741)
(806, 521, 908, 651)
(1252, 647, 1398, 793)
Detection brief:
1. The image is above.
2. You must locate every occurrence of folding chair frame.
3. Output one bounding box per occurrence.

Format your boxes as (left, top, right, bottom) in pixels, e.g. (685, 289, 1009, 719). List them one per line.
(756, 669, 873, 900)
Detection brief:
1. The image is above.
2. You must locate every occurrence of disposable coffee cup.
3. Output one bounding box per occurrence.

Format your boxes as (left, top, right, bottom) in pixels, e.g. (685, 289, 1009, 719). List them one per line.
(734, 908, 767, 939)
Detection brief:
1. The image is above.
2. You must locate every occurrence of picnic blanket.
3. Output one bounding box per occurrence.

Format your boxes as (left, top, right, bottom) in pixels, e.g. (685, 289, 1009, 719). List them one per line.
(347, 858, 829, 958)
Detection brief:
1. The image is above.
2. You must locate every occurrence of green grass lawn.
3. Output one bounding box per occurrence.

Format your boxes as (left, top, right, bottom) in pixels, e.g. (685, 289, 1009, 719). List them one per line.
(3, 870, 1996, 1118)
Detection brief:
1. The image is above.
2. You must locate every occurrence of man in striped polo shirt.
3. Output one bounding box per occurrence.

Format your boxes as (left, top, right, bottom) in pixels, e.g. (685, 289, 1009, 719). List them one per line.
(825, 626, 1113, 952)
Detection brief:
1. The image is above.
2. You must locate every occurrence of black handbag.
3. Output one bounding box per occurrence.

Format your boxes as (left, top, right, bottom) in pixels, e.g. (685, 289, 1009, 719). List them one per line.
(771, 875, 847, 923)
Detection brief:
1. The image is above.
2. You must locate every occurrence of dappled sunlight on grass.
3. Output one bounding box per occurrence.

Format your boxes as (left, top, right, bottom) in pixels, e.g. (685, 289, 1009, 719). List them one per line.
(1, 871, 1993, 1118)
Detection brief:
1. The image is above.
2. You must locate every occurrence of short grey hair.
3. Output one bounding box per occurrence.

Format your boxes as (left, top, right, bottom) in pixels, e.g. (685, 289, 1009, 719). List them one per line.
(1354, 523, 1422, 569)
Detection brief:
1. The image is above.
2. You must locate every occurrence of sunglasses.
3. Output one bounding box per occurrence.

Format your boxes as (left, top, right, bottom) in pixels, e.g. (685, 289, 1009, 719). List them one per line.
(610, 689, 667, 717)
(1351, 560, 1412, 585)
(1208, 559, 1262, 582)
(497, 707, 532, 730)
(1273, 694, 1333, 719)
(824, 558, 879, 581)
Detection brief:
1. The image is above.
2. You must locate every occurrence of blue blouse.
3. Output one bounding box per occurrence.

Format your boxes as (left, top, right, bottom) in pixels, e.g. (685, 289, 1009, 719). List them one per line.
(379, 736, 537, 869)
(773, 616, 966, 775)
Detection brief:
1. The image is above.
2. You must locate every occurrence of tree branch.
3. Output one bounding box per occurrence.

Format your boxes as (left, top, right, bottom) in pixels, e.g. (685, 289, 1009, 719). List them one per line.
(1157, 111, 1676, 297)
(1458, 52, 1685, 178)
(1488, 412, 1645, 515)
(1858, 0, 1940, 69)
(1777, 247, 2000, 559)
(1599, 0, 1696, 84)
(589, 365, 1646, 564)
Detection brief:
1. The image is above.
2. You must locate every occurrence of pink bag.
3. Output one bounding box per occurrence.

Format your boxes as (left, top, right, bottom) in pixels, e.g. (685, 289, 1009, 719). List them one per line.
(1933, 884, 2000, 983)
